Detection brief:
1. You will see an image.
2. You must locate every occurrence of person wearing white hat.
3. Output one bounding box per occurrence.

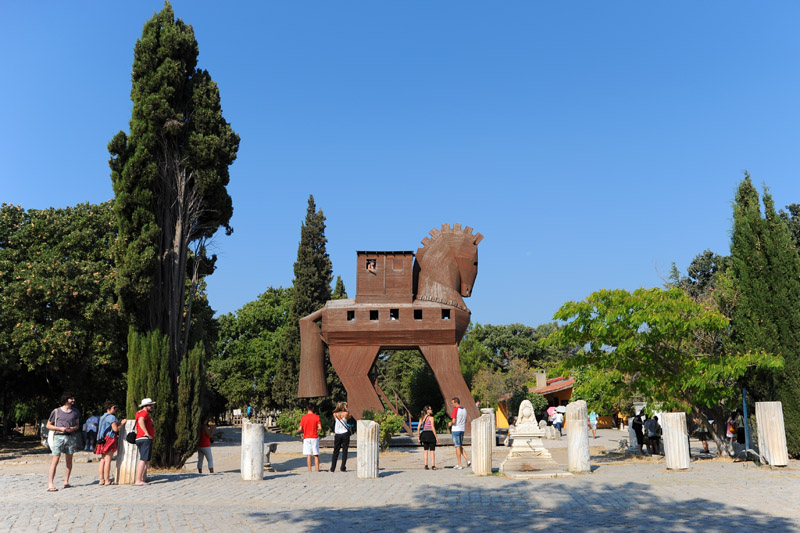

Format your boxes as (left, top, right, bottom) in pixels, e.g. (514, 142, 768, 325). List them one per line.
(134, 398, 156, 485)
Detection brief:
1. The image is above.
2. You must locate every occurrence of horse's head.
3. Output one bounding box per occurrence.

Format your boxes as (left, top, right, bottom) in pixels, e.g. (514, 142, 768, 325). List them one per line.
(416, 224, 483, 308)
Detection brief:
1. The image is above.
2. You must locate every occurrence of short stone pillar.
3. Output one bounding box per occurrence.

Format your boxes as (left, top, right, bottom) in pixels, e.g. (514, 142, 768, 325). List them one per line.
(480, 408, 496, 447)
(662, 412, 690, 470)
(755, 402, 789, 467)
(471, 414, 493, 475)
(566, 400, 590, 473)
(115, 419, 138, 485)
(627, 424, 639, 452)
(241, 419, 265, 480)
(357, 420, 379, 479)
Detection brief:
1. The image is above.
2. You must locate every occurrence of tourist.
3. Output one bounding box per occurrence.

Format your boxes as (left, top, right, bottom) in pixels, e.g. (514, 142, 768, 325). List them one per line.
(197, 418, 215, 474)
(330, 402, 351, 473)
(693, 416, 711, 454)
(448, 397, 470, 469)
(632, 411, 645, 453)
(644, 415, 661, 455)
(46, 392, 81, 491)
(503, 416, 516, 447)
(84, 411, 100, 451)
(298, 404, 322, 472)
(135, 398, 156, 486)
(588, 411, 598, 439)
(552, 410, 564, 436)
(95, 401, 127, 485)
(726, 412, 737, 447)
(417, 405, 439, 470)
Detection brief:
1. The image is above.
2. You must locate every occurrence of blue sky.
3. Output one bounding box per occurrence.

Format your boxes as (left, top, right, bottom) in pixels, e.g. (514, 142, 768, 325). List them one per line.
(2, 2, 799, 327)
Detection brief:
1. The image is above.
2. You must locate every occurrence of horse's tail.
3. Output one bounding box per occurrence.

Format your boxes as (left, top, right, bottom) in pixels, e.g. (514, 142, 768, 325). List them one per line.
(297, 309, 328, 398)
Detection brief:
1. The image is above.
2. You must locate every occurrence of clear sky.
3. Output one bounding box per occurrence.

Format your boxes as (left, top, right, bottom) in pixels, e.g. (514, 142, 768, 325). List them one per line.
(2, 2, 799, 327)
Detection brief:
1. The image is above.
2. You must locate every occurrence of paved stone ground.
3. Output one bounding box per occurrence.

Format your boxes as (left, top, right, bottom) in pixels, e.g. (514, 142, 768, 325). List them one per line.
(1, 428, 798, 532)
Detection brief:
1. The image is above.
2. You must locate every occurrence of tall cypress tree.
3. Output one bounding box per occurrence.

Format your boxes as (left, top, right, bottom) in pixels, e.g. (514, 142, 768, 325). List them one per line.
(730, 175, 800, 455)
(272, 196, 333, 407)
(109, 3, 238, 466)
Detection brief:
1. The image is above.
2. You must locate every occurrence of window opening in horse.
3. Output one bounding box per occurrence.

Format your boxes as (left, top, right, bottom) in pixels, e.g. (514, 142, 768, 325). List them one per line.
(370, 310, 379, 320)
(414, 309, 422, 320)
(441, 309, 450, 320)
(347, 310, 355, 321)
(366, 259, 377, 273)
(390, 309, 399, 320)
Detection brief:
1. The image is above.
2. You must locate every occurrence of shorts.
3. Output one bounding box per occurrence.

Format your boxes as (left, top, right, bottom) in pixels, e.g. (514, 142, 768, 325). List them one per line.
(51, 434, 80, 456)
(452, 431, 464, 448)
(590, 422, 597, 430)
(420, 430, 436, 450)
(303, 438, 320, 456)
(136, 438, 153, 461)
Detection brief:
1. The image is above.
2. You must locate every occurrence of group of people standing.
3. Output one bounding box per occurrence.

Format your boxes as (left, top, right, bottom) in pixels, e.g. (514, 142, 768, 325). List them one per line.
(46, 393, 179, 490)
(631, 411, 662, 455)
(296, 397, 473, 472)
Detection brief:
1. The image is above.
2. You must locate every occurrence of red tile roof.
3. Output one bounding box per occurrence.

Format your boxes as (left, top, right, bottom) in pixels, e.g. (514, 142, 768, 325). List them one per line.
(530, 376, 574, 395)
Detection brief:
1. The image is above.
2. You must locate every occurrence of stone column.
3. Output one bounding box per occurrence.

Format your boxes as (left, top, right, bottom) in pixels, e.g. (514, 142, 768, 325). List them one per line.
(627, 424, 639, 452)
(566, 400, 590, 473)
(115, 420, 138, 485)
(755, 402, 789, 467)
(357, 420, 379, 479)
(662, 412, 690, 470)
(480, 408, 496, 448)
(471, 414, 493, 475)
(241, 419, 264, 480)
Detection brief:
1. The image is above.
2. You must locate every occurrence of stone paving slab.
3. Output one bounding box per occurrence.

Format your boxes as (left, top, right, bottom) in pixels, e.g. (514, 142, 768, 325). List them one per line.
(2, 428, 799, 531)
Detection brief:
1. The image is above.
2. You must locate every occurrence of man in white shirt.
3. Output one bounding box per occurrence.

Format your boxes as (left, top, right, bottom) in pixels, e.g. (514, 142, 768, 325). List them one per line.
(448, 397, 471, 470)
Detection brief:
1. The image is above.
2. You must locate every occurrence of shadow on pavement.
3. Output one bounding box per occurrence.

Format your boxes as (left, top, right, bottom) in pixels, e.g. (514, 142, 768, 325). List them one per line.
(241, 480, 795, 531)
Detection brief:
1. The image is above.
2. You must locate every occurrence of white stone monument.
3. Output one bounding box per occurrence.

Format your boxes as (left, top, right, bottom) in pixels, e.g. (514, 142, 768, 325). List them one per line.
(115, 419, 138, 485)
(357, 420, 379, 479)
(755, 401, 789, 467)
(627, 423, 639, 452)
(500, 400, 567, 478)
(662, 412, 690, 470)
(241, 419, 265, 480)
(566, 400, 590, 473)
(471, 414, 493, 476)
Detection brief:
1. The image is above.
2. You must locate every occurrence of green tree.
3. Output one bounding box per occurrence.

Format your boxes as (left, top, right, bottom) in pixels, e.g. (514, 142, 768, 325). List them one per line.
(209, 287, 292, 411)
(669, 250, 730, 302)
(332, 275, 347, 300)
(545, 287, 782, 454)
(273, 196, 333, 408)
(466, 323, 569, 369)
(108, 3, 239, 466)
(0, 202, 126, 435)
(730, 176, 800, 455)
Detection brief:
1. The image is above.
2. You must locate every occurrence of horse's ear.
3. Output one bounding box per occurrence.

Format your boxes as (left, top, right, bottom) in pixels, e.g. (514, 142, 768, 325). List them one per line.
(473, 233, 484, 245)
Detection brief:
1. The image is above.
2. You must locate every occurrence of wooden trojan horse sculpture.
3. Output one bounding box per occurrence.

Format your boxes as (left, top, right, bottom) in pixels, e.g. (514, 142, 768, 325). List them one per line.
(297, 224, 483, 429)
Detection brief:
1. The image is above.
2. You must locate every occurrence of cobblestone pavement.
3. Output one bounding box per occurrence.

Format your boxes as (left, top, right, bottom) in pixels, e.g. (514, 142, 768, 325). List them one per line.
(1, 429, 798, 532)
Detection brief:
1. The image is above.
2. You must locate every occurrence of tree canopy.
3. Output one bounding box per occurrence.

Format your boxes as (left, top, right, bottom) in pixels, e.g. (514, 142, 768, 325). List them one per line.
(545, 287, 782, 444)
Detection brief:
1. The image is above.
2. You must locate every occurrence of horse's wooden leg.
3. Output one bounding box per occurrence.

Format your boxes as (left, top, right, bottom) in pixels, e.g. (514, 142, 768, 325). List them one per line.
(298, 311, 327, 397)
(419, 344, 481, 433)
(329, 345, 383, 419)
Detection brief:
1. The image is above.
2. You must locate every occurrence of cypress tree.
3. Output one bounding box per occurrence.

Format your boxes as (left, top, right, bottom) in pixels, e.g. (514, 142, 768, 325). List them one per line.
(110, 3, 237, 466)
(272, 196, 333, 407)
(730, 175, 800, 455)
(332, 275, 348, 299)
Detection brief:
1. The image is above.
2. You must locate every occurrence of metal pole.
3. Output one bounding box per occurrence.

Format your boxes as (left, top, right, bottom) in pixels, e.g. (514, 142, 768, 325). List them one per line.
(742, 387, 751, 460)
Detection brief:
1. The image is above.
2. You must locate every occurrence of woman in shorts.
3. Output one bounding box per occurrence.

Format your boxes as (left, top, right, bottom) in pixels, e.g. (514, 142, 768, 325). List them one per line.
(417, 406, 439, 470)
(95, 401, 127, 485)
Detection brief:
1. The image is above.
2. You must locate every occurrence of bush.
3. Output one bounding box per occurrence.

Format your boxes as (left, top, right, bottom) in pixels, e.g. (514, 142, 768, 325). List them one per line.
(361, 409, 405, 450)
(276, 409, 333, 437)
(276, 409, 304, 436)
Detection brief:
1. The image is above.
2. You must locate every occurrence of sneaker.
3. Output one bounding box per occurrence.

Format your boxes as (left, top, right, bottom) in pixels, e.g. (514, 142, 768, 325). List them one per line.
(467, 460, 471, 467)
(454, 465, 463, 470)
(424, 465, 429, 470)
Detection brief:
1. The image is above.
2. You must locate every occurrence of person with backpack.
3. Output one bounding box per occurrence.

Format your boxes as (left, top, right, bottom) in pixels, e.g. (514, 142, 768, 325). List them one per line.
(95, 402, 127, 485)
(330, 402, 352, 473)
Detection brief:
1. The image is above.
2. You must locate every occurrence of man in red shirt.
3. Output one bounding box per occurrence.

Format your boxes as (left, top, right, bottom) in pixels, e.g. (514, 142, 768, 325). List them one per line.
(298, 405, 322, 472)
(135, 398, 156, 486)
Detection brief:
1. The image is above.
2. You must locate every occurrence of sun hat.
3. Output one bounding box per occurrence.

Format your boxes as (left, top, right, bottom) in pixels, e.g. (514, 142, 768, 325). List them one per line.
(139, 398, 157, 407)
